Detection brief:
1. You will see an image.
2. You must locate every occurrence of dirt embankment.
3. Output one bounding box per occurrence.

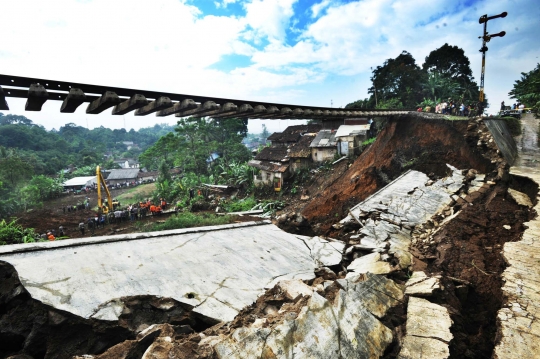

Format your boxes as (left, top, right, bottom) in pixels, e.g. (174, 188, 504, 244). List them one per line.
(287, 115, 494, 234)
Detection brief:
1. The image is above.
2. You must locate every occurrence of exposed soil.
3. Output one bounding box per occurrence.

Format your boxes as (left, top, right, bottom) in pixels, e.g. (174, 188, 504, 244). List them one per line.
(410, 179, 535, 358)
(276, 115, 494, 236)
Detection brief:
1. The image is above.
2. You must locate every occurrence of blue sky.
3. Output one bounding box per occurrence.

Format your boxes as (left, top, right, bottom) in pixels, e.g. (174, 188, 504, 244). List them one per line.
(1, 0, 539, 133)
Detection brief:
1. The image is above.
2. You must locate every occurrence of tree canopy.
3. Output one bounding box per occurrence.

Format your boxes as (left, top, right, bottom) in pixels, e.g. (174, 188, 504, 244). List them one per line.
(509, 63, 540, 114)
(347, 44, 482, 109)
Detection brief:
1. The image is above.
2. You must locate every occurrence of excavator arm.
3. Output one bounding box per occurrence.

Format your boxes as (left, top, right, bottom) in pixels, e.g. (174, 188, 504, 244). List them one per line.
(96, 166, 113, 213)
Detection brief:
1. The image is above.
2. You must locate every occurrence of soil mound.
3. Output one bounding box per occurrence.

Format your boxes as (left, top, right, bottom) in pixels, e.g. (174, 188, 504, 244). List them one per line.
(301, 114, 493, 234)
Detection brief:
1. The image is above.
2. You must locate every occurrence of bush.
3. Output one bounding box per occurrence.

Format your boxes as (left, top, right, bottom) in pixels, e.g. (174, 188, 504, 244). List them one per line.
(223, 196, 257, 212)
(148, 212, 236, 231)
(500, 116, 522, 136)
(0, 219, 39, 245)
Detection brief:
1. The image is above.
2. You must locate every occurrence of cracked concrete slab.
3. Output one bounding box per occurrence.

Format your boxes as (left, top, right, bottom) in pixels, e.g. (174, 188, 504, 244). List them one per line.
(398, 297, 453, 359)
(0, 221, 340, 323)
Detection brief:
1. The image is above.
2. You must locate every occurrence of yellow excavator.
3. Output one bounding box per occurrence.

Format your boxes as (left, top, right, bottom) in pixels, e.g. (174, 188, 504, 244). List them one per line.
(96, 166, 113, 214)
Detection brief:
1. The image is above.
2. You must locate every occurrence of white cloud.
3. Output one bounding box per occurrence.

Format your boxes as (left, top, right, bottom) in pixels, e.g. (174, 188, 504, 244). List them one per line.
(1, 0, 539, 130)
(310, 0, 331, 18)
(243, 0, 297, 42)
(215, 0, 239, 9)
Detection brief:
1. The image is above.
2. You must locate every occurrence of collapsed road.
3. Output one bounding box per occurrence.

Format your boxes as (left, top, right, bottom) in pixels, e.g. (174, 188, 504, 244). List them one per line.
(0, 113, 539, 359)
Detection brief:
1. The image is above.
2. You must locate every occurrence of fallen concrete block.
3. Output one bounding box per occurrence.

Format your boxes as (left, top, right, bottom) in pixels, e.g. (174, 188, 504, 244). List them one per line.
(404, 271, 440, 296)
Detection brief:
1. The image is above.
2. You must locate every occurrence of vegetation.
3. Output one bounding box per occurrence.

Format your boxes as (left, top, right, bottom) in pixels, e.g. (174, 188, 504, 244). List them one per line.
(499, 116, 522, 137)
(509, 63, 540, 117)
(0, 219, 40, 245)
(0, 114, 174, 219)
(346, 43, 484, 110)
(146, 212, 236, 232)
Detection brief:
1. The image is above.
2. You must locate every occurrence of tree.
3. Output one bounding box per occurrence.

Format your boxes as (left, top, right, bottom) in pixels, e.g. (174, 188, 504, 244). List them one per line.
(368, 51, 426, 108)
(345, 98, 372, 109)
(0, 147, 33, 187)
(423, 43, 479, 104)
(509, 63, 540, 115)
(260, 124, 270, 142)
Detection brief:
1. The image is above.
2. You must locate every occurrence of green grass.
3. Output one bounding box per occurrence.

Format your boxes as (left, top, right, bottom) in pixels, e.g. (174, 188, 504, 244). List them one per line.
(115, 183, 156, 204)
(362, 137, 376, 146)
(146, 212, 238, 232)
(442, 115, 470, 121)
(223, 197, 258, 212)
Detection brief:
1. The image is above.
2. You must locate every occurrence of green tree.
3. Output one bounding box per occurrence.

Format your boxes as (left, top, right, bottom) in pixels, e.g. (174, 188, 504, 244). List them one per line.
(368, 51, 426, 108)
(509, 63, 540, 115)
(422, 43, 479, 104)
(0, 147, 33, 187)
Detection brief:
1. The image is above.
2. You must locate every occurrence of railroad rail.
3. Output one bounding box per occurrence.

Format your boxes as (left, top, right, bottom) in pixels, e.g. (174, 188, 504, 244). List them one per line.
(0, 74, 411, 120)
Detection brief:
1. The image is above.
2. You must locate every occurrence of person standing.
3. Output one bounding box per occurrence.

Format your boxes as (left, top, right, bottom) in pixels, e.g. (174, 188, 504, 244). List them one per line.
(501, 101, 505, 110)
(59, 225, 65, 237)
(79, 221, 85, 236)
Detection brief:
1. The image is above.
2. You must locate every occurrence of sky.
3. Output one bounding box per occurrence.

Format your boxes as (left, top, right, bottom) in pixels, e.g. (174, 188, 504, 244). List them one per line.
(1, 0, 539, 134)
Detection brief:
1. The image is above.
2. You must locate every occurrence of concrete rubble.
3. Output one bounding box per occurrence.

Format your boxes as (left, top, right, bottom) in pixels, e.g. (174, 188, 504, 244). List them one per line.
(0, 221, 344, 324)
(494, 164, 540, 359)
(404, 271, 441, 297)
(398, 297, 453, 359)
(213, 273, 403, 359)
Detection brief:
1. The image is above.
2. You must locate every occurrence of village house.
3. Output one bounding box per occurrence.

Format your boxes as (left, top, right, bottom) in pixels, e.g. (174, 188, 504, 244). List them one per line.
(113, 158, 139, 169)
(137, 170, 158, 183)
(334, 124, 371, 156)
(248, 147, 289, 191)
(267, 124, 322, 147)
(288, 133, 318, 172)
(106, 168, 140, 186)
(310, 130, 338, 162)
(62, 176, 97, 191)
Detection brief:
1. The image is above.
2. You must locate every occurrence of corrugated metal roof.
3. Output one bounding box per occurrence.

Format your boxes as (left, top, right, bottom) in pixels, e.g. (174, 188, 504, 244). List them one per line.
(310, 130, 337, 148)
(254, 146, 289, 162)
(107, 169, 140, 180)
(335, 125, 370, 138)
(268, 124, 322, 143)
(248, 160, 289, 173)
(63, 176, 96, 187)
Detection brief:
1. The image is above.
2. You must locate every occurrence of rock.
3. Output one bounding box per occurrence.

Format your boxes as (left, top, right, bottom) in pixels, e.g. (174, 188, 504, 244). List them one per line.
(214, 273, 401, 358)
(508, 188, 533, 207)
(404, 272, 440, 296)
(347, 252, 394, 275)
(398, 297, 453, 359)
(276, 279, 314, 300)
(503, 225, 511, 230)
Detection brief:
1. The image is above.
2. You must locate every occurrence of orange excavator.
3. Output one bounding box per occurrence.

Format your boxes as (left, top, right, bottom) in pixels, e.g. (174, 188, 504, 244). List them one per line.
(96, 166, 113, 214)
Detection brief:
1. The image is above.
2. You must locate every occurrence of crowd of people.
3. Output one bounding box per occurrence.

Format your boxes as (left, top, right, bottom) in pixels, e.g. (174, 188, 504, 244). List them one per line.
(417, 98, 480, 117)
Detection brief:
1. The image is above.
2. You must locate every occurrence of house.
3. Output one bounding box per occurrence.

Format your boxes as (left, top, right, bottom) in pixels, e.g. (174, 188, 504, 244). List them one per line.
(138, 170, 158, 183)
(248, 147, 289, 190)
(334, 124, 371, 156)
(106, 168, 140, 185)
(267, 124, 322, 147)
(288, 133, 317, 172)
(113, 158, 139, 169)
(310, 130, 338, 162)
(63, 176, 97, 191)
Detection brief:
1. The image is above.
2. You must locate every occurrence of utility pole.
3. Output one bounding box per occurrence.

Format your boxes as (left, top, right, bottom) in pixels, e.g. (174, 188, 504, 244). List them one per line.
(478, 11, 507, 115)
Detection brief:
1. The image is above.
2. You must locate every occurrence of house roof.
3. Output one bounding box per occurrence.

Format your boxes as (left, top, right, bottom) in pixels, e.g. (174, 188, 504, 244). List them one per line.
(335, 125, 370, 138)
(107, 168, 140, 180)
(254, 146, 289, 162)
(248, 160, 289, 173)
(310, 130, 338, 148)
(268, 124, 322, 143)
(63, 176, 96, 187)
(288, 134, 316, 158)
(138, 171, 158, 178)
